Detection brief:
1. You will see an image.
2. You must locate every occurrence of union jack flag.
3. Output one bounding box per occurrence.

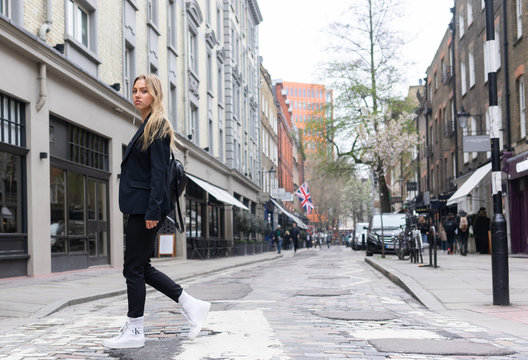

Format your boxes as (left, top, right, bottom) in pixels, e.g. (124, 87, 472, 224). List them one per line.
(295, 182, 315, 214)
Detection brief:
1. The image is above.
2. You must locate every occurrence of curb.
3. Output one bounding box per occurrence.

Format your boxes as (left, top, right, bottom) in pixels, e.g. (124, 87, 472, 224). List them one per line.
(33, 254, 282, 318)
(365, 257, 446, 311)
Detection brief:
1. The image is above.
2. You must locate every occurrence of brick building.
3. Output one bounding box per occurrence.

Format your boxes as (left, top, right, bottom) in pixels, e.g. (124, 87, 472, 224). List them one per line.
(414, 0, 528, 254)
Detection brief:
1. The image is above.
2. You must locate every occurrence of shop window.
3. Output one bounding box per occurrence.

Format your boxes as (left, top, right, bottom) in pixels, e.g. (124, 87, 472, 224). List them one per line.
(0, 93, 26, 259)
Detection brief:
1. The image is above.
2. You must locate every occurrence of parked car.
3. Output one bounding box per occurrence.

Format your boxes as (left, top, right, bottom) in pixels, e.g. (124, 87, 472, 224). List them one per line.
(366, 213, 406, 256)
(351, 222, 369, 250)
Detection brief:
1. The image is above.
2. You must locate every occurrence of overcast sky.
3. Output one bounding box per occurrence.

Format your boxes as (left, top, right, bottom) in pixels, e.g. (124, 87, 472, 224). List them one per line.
(258, 0, 454, 96)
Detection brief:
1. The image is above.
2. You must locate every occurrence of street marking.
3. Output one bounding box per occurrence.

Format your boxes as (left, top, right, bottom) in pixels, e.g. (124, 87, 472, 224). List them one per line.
(351, 328, 445, 340)
(174, 310, 287, 360)
(212, 300, 277, 303)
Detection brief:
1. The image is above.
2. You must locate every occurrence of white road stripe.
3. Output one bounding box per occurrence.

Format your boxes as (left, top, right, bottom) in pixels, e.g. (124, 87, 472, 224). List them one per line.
(174, 310, 287, 360)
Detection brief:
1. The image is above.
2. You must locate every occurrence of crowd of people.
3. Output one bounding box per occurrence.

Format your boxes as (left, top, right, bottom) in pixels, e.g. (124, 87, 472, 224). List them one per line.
(419, 207, 491, 256)
(271, 224, 334, 253)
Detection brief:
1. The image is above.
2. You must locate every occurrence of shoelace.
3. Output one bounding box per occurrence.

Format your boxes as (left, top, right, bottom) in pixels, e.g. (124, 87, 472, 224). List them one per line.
(180, 308, 197, 326)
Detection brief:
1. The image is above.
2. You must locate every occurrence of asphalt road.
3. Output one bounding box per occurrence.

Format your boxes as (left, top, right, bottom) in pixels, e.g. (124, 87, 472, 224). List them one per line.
(1, 246, 526, 359)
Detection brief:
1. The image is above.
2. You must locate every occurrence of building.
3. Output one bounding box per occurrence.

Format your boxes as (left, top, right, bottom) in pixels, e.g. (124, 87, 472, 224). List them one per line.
(0, 0, 263, 278)
(259, 63, 278, 232)
(414, 0, 528, 254)
(282, 82, 327, 154)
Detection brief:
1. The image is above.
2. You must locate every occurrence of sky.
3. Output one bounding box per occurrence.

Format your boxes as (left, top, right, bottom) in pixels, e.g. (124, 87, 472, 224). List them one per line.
(258, 0, 454, 96)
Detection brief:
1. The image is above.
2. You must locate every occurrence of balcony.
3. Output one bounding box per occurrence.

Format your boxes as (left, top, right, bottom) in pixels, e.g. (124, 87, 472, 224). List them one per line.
(442, 66, 453, 85)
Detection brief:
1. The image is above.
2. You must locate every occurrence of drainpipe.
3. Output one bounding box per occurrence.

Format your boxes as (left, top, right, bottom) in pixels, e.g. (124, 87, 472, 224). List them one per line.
(38, 0, 53, 40)
(502, 1, 512, 150)
(182, 5, 189, 141)
(36, 63, 47, 112)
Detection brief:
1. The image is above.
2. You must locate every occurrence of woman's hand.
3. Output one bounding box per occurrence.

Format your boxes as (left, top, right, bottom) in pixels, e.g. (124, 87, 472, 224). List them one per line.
(145, 220, 159, 229)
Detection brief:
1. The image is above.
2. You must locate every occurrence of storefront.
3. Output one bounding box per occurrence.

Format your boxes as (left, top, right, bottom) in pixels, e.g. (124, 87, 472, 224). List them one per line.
(506, 152, 528, 254)
(0, 92, 28, 277)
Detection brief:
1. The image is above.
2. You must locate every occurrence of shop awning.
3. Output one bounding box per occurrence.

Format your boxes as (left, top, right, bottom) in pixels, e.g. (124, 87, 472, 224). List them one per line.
(446, 163, 492, 206)
(269, 198, 308, 229)
(187, 174, 249, 210)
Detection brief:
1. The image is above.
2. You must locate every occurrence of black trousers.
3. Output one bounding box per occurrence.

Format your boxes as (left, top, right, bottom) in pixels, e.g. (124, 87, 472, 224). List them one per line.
(123, 214, 183, 318)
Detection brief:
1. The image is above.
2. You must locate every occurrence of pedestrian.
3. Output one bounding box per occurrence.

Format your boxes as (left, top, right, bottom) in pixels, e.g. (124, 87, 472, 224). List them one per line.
(290, 222, 300, 252)
(273, 224, 283, 254)
(315, 233, 321, 248)
(326, 233, 331, 248)
(457, 210, 470, 256)
(103, 74, 210, 349)
(284, 230, 291, 250)
(418, 216, 429, 244)
(439, 222, 447, 252)
(473, 207, 491, 254)
(306, 232, 312, 249)
(443, 213, 457, 254)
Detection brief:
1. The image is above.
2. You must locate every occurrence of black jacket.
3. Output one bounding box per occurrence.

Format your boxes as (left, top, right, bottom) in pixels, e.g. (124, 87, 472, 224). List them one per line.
(119, 115, 172, 221)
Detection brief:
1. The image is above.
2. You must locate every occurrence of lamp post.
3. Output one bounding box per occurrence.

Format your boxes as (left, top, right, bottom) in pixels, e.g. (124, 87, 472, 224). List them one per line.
(484, 0, 509, 306)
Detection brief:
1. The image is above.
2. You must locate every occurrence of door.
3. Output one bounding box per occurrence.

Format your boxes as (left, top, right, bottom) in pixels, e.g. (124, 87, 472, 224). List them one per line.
(87, 179, 109, 266)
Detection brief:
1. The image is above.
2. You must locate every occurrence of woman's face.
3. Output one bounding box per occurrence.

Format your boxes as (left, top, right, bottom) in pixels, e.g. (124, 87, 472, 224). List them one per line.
(132, 79, 154, 113)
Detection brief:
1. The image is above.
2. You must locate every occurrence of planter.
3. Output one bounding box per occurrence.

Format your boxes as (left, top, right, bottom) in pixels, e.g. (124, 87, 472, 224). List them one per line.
(233, 243, 246, 256)
(246, 242, 255, 255)
(255, 243, 263, 254)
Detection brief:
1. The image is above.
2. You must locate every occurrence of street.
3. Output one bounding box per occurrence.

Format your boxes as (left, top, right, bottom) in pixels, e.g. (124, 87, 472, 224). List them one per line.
(1, 247, 527, 359)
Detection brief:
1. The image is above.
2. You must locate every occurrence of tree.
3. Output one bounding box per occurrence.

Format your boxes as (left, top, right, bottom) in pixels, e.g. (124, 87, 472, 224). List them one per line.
(306, 0, 419, 213)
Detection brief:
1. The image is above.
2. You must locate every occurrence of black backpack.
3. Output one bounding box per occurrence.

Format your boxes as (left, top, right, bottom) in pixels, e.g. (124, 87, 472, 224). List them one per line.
(167, 152, 186, 233)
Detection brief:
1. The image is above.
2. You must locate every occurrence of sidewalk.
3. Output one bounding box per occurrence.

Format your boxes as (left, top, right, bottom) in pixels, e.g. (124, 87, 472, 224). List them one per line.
(0, 252, 282, 322)
(366, 251, 528, 338)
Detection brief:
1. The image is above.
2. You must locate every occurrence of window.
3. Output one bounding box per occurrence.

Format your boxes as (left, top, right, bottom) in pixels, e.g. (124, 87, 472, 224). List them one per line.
(467, 0, 473, 26)
(69, 125, 109, 170)
(434, 71, 438, 90)
(169, 83, 177, 128)
(461, 61, 467, 95)
(482, 0, 485, 10)
(207, 52, 213, 92)
(147, 0, 159, 28)
(188, 31, 198, 73)
(450, 99, 456, 133)
(0, 93, 24, 147)
(0, 0, 8, 17)
(516, 0, 523, 39)
(206, 0, 211, 25)
(217, 67, 223, 104)
(0, 93, 26, 255)
(216, 6, 222, 42)
(452, 153, 456, 178)
(459, 14, 465, 38)
(469, 49, 475, 87)
(168, 0, 177, 50)
(208, 119, 213, 153)
(190, 105, 198, 144)
(520, 75, 526, 138)
(67, 0, 89, 47)
(124, 45, 135, 100)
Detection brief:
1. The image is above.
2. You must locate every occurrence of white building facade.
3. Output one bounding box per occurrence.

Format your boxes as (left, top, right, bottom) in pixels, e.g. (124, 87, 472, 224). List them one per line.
(0, 0, 262, 277)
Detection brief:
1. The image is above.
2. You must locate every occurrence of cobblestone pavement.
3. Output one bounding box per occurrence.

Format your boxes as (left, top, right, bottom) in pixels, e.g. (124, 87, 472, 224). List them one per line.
(1, 247, 528, 359)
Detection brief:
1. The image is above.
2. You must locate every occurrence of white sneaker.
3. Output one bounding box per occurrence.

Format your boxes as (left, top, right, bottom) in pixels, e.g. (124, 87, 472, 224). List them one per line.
(103, 320, 145, 349)
(179, 291, 211, 340)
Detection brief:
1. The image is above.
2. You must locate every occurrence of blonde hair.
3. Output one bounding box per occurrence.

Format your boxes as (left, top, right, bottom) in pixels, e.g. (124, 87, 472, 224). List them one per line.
(133, 74, 177, 152)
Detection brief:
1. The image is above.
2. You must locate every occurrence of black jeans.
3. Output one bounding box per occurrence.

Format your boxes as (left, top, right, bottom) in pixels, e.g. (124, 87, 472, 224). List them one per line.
(123, 214, 183, 318)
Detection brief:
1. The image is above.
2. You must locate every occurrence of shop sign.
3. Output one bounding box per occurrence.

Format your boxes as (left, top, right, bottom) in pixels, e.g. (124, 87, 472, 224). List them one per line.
(516, 159, 528, 174)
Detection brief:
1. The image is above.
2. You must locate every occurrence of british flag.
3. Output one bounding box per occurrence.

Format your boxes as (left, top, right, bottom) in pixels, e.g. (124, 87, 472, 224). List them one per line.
(295, 182, 315, 214)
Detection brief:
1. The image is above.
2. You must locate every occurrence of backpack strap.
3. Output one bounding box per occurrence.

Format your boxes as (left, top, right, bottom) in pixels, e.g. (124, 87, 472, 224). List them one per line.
(166, 150, 185, 233)
(174, 196, 185, 233)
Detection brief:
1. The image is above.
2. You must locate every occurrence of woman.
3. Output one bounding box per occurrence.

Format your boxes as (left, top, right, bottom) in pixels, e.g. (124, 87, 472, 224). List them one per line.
(103, 74, 210, 349)
(418, 216, 428, 245)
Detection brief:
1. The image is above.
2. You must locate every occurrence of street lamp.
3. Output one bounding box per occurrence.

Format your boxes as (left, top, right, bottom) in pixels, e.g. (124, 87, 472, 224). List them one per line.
(456, 106, 470, 129)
